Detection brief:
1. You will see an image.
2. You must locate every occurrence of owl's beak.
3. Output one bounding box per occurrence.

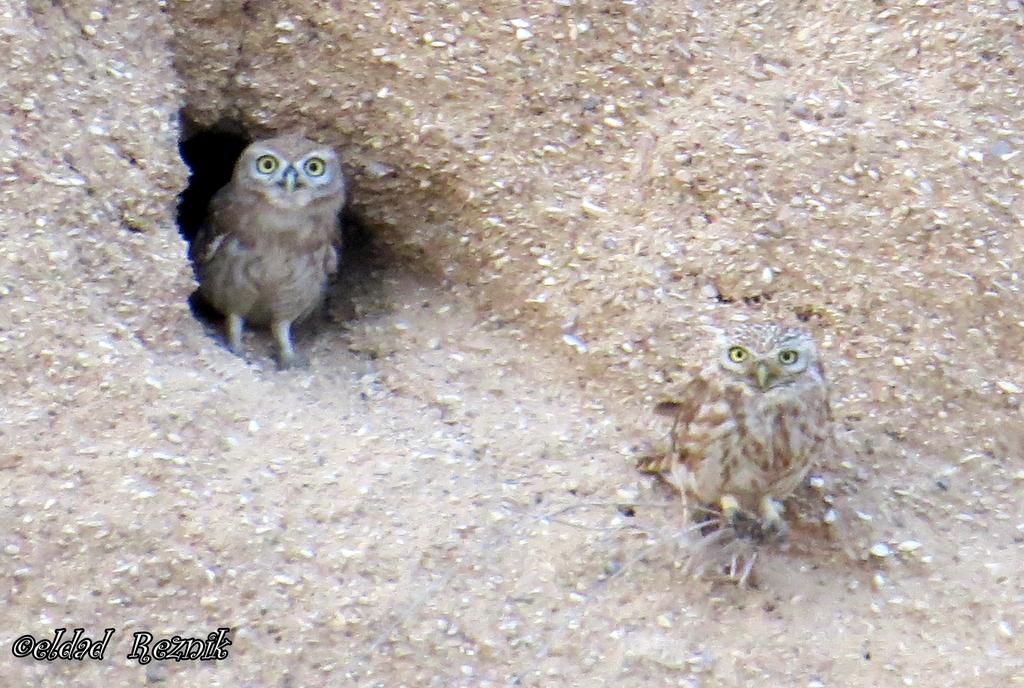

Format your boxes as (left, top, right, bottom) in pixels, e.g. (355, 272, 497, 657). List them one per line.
(281, 166, 300, 192)
(754, 361, 770, 389)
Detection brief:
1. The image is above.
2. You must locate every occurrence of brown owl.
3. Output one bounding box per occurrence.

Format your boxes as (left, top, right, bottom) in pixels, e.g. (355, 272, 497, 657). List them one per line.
(638, 323, 833, 540)
(190, 136, 346, 369)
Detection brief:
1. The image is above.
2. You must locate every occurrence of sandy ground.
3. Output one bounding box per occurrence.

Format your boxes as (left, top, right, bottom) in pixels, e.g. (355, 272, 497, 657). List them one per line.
(3, 264, 1021, 687)
(2, 0, 1023, 686)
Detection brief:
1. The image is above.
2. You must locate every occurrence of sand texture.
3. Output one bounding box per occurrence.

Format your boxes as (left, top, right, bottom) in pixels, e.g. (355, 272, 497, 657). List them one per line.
(1, 0, 1022, 685)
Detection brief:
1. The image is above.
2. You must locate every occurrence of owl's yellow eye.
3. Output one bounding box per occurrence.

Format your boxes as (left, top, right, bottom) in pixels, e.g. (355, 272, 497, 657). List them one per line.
(727, 346, 749, 363)
(778, 349, 799, 365)
(304, 157, 326, 177)
(256, 155, 279, 174)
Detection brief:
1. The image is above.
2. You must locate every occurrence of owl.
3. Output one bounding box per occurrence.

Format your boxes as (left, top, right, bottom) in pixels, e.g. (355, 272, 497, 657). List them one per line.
(190, 136, 346, 369)
(638, 323, 833, 540)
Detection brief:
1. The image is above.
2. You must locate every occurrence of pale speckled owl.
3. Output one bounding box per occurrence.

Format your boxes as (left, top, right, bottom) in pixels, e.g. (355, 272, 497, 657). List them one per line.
(638, 323, 834, 540)
(190, 136, 346, 369)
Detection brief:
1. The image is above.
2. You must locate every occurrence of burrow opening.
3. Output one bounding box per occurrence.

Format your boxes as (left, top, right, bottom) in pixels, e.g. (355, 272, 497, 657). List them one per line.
(176, 117, 388, 350)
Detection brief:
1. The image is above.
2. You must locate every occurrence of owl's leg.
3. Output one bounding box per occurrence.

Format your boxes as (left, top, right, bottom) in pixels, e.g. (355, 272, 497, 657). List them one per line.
(272, 319, 307, 370)
(719, 494, 742, 523)
(720, 494, 760, 539)
(758, 495, 789, 541)
(226, 313, 245, 355)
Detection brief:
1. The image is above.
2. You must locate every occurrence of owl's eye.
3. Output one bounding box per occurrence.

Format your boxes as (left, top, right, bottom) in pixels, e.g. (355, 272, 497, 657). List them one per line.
(256, 155, 279, 174)
(778, 349, 799, 365)
(304, 157, 327, 177)
(727, 346, 749, 363)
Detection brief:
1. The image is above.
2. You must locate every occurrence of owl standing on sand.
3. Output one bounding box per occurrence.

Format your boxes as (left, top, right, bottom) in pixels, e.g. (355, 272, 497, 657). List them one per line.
(190, 136, 346, 369)
(638, 323, 833, 540)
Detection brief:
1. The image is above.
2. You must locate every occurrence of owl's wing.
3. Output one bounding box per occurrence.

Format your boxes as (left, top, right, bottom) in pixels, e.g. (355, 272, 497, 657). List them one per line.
(190, 191, 238, 267)
(324, 243, 339, 275)
(636, 373, 712, 475)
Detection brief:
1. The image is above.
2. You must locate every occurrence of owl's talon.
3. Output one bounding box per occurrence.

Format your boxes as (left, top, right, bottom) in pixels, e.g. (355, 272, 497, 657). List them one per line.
(272, 320, 309, 370)
(719, 495, 758, 537)
(719, 494, 741, 519)
(276, 352, 309, 370)
(728, 510, 763, 540)
(719, 494, 745, 526)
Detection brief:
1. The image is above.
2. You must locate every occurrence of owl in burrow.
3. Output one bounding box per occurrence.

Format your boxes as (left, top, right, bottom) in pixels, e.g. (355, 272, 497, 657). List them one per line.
(637, 323, 834, 541)
(190, 136, 346, 369)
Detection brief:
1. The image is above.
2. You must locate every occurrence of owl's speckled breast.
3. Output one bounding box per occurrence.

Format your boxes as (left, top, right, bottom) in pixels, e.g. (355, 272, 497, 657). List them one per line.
(686, 380, 827, 509)
(199, 237, 334, 326)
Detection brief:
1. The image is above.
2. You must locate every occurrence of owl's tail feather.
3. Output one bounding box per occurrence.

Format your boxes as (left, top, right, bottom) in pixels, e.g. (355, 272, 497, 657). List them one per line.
(635, 452, 673, 474)
(654, 400, 684, 417)
(637, 399, 685, 475)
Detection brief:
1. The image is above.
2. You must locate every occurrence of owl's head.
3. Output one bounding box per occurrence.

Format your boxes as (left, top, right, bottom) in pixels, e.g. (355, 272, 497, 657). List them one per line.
(715, 323, 821, 391)
(234, 136, 346, 211)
